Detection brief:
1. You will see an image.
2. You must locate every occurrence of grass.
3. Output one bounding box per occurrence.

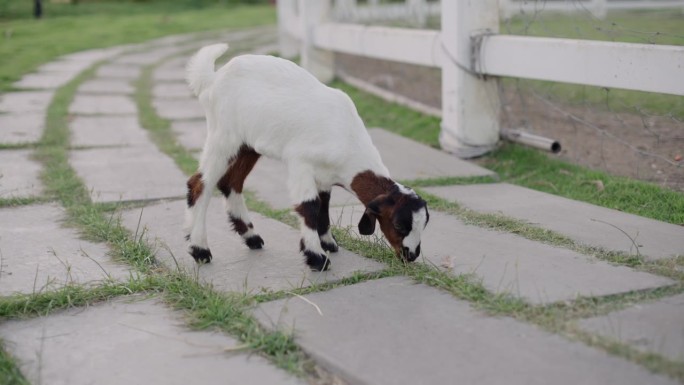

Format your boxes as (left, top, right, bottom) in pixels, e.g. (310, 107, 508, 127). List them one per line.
(0, 343, 29, 385)
(0, 3, 275, 90)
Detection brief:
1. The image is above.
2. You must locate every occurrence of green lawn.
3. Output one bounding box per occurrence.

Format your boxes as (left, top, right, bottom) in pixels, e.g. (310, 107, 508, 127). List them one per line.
(0, 1, 275, 90)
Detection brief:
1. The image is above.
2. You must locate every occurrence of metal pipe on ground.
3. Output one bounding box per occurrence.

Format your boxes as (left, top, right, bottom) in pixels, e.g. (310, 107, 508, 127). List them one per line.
(501, 129, 562, 153)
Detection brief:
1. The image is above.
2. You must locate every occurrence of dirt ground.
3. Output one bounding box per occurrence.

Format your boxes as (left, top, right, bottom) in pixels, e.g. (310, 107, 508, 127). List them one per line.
(335, 53, 684, 192)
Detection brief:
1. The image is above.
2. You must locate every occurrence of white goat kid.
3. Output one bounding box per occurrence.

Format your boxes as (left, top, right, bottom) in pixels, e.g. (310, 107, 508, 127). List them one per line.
(184, 43, 429, 271)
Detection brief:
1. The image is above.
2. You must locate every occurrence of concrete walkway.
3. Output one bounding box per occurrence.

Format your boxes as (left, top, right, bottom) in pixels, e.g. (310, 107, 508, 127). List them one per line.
(0, 27, 682, 385)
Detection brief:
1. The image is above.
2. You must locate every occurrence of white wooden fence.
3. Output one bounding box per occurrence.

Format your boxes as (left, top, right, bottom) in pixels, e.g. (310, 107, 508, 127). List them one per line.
(277, 0, 684, 157)
(331, 0, 684, 23)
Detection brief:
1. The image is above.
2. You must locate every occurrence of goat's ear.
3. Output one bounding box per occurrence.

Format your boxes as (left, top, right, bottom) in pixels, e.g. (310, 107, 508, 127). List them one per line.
(358, 196, 383, 235)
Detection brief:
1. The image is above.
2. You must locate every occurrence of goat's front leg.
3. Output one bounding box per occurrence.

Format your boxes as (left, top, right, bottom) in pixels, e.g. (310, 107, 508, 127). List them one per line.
(290, 164, 331, 271)
(317, 190, 338, 253)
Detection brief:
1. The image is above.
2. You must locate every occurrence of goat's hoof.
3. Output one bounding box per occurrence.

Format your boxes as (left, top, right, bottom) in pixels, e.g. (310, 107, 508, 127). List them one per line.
(190, 246, 212, 264)
(245, 235, 264, 250)
(321, 240, 338, 253)
(304, 250, 331, 272)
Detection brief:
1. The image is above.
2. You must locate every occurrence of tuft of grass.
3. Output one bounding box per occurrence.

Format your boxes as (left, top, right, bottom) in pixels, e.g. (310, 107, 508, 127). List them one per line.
(0, 278, 158, 320)
(479, 143, 684, 225)
(0, 196, 51, 208)
(0, 343, 29, 385)
(161, 272, 312, 375)
(400, 175, 499, 188)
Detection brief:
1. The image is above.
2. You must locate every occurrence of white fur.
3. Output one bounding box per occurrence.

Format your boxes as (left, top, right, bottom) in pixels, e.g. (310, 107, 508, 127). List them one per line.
(403, 206, 427, 252)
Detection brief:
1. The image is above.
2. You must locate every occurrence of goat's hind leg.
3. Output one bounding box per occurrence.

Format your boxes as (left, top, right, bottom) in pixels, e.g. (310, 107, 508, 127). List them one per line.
(217, 145, 264, 249)
(317, 190, 338, 253)
(185, 142, 238, 263)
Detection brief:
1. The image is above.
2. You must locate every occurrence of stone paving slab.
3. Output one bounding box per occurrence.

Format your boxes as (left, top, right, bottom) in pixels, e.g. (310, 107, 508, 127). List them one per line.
(154, 98, 204, 120)
(154, 67, 187, 82)
(114, 47, 181, 65)
(70, 115, 151, 147)
(171, 120, 205, 150)
(13, 72, 75, 90)
(119, 199, 384, 294)
(329, 206, 674, 304)
(255, 277, 677, 385)
(579, 293, 684, 361)
(0, 204, 132, 296)
(37, 59, 94, 74)
(69, 146, 187, 203)
(154, 82, 194, 99)
(70, 94, 137, 115)
(425, 183, 684, 260)
(0, 113, 44, 144)
(96, 64, 142, 80)
(0, 91, 53, 114)
(61, 47, 126, 63)
(79, 78, 135, 95)
(0, 150, 43, 199)
(368, 128, 494, 180)
(0, 296, 305, 385)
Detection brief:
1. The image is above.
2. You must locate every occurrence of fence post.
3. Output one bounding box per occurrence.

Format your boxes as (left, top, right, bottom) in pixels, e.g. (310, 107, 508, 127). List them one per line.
(300, 0, 335, 83)
(277, 0, 299, 59)
(440, 0, 501, 158)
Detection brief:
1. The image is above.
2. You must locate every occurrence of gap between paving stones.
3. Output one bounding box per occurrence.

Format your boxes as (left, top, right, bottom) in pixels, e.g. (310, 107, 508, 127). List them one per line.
(0, 33, 345, 385)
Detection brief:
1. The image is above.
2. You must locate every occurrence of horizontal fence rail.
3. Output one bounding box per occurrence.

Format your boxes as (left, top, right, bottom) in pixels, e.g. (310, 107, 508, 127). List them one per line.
(477, 35, 684, 96)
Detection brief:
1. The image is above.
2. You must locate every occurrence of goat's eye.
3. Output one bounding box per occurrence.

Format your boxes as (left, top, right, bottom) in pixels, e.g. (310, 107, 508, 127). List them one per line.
(394, 223, 409, 236)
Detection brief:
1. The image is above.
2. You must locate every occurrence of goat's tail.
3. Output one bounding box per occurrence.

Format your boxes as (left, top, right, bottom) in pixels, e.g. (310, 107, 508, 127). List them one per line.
(186, 43, 229, 96)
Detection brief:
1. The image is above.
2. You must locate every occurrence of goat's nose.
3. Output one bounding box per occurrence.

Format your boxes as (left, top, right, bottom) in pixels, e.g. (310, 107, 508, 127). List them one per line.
(402, 246, 418, 262)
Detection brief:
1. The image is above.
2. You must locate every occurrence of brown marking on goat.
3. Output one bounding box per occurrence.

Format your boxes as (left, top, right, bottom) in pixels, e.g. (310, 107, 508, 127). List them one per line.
(186, 172, 204, 207)
(350, 171, 415, 256)
(350, 170, 395, 206)
(295, 198, 320, 230)
(217, 145, 261, 196)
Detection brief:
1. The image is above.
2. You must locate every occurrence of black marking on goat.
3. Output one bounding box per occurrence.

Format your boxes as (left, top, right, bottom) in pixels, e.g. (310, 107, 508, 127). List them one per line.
(317, 191, 331, 236)
(295, 198, 320, 230)
(186, 172, 204, 207)
(321, 238, 338, 253)
(304, 249, 331, 271)
(229, 215, 250, 235)
(190, 246, 212, 263)
(184, 234, 190, 241)
(245, 235, 264, 249)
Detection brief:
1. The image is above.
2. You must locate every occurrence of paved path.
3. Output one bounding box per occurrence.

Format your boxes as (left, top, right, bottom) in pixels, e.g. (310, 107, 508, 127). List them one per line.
(0, 27, 682, 385)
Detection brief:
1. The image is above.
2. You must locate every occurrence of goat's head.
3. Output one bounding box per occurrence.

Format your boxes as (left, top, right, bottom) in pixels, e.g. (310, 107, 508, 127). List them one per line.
(357, 185, 429, 262)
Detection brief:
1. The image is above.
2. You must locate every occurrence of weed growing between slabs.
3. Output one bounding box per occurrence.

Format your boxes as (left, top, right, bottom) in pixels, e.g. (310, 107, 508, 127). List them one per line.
(0, 343, 29, 385)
